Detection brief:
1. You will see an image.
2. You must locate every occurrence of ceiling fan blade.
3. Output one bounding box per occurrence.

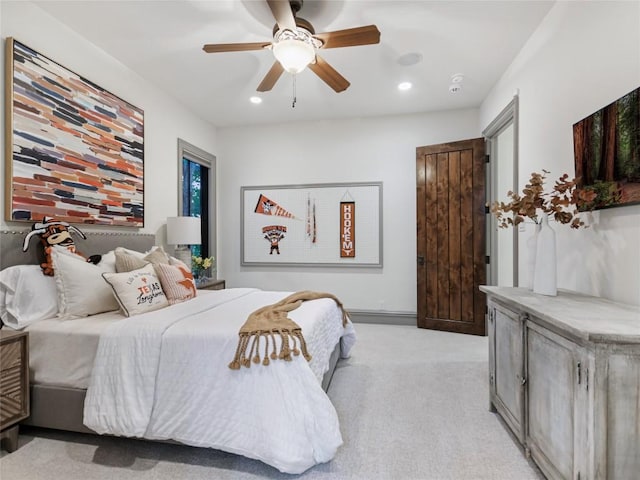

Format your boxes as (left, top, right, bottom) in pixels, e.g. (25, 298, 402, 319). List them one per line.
(267, 0, 297, 32)
(315, 25, 381, 49)
(257, 62, 285, 92)
(203, 42, 271, 53)
(308, 55, 350, 93)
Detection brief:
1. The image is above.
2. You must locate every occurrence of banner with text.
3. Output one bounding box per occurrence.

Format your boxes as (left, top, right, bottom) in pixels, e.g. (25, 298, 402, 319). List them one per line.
(340, 201, 355, 257)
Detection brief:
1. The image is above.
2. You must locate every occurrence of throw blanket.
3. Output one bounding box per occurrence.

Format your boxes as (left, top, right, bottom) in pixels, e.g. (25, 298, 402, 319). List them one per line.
(229, 291, 348, 370)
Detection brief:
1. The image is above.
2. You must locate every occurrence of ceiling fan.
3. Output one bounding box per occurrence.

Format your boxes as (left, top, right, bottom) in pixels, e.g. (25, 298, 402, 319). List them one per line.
(202, 0, 381, 93)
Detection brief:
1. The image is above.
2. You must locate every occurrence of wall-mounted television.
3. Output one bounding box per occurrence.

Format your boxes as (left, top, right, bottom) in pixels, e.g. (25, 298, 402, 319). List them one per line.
(573, 86, 640, 210)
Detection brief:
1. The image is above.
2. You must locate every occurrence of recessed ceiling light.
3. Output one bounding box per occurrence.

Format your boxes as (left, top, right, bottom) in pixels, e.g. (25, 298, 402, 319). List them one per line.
(249, 96, 262, 104)
(398, 82, 412, 91)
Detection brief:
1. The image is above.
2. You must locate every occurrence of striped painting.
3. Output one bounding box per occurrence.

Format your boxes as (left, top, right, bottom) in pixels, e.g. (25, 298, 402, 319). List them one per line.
(5, 38, 144, 227)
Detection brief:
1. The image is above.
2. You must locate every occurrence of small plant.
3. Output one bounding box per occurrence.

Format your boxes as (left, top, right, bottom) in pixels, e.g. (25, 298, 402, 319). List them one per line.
(490, 170, 597, 229)
(192, 255, 214, 277)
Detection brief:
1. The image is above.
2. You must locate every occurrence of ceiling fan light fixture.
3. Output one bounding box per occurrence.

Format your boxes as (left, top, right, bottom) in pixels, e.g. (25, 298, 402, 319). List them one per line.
(273, 38, 316, 74)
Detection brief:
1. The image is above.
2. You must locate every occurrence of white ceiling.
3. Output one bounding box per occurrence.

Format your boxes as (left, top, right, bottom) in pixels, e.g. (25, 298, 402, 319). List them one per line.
(34, 0, 555, 128)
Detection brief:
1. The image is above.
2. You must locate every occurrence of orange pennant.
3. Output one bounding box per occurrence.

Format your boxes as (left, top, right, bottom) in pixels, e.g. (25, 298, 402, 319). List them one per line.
(254, 194, 296, 219)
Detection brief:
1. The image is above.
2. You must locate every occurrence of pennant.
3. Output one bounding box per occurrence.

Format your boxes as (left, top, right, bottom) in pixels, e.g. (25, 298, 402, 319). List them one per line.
(254, 194, 296, 219)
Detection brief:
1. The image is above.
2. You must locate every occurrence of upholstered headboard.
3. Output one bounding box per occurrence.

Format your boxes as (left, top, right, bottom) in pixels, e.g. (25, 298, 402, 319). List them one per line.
(0, 229, 156, 270)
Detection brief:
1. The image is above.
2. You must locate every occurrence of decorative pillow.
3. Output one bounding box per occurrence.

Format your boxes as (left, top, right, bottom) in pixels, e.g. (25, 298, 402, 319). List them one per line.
(115, 246, 170, 273)
(0, 265, 58, 329)
(102, 264, 169, 317)
(51, 246, 119, 319)
(144, 246, 170, 265)
(115, 249, 148, 273)
(169, 256, 191, 271)
(155, 263, 197, 305)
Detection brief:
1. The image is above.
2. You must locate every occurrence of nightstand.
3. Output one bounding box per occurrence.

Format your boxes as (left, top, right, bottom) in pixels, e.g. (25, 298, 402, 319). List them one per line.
(0, 330, 29, 453)
(197, 279, 226, 291)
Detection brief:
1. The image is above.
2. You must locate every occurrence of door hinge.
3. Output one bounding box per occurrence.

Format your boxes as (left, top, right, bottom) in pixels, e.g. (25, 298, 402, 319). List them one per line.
(577, 362, 589, 390)
(485, 255, 490, 264)
(485, 154, 490, 164)
(577, 362, 582, 385)
(485, 204, 490, 214)
(585, 367, 589, 391)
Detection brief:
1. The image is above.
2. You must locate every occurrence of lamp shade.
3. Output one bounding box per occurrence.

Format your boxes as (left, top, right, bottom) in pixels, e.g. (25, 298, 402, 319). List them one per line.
(166, 216, 201, 245)
(273, 39, 315, 74)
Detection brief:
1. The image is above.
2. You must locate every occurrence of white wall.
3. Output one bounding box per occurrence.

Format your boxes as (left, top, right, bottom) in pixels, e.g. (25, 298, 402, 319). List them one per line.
(218, 109, 480, 312)
(481, 1, 640, 306)
(0, 1, 218, 241)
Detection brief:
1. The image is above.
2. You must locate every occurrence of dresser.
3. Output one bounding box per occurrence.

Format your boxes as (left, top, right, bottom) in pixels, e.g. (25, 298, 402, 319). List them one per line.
(196, 279, 225, 290)
(0, 330, 29, 453)
(480, 287, 640, 480)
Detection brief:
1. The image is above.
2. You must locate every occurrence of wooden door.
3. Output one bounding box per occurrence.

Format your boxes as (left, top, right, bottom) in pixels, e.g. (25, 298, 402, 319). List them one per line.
(416, 138, 486, 335)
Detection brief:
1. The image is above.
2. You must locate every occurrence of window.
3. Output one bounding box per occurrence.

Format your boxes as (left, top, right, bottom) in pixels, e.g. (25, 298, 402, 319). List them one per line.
(177, 139, 216, 260)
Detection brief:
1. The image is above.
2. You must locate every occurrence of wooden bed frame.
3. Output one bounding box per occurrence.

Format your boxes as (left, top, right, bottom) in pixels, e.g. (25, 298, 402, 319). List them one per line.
(0, 229, 341, 435)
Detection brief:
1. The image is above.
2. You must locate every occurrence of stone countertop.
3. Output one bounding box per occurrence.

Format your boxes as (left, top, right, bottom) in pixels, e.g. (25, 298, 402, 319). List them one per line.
(480, 286, 640, 344)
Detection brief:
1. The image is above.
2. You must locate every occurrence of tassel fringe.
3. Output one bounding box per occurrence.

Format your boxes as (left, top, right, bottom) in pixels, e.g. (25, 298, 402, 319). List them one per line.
(228, 291, 348, 370)
(228, 329, 312, 370)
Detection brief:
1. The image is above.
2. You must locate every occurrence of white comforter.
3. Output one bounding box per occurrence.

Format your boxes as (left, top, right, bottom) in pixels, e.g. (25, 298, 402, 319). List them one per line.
(83, 288, 356, 474)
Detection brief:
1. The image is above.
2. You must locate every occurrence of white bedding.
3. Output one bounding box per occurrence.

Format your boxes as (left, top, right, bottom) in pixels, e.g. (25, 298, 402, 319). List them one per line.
(83, 288, 356, 474)
(26, 310, 124, 388)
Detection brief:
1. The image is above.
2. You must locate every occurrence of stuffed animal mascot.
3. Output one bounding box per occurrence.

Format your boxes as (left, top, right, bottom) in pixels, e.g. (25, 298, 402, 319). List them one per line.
(22, 217, 101, 276)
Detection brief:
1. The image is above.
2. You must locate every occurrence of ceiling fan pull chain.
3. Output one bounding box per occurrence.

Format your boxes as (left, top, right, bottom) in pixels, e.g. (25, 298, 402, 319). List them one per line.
(292, 74, 297, 108)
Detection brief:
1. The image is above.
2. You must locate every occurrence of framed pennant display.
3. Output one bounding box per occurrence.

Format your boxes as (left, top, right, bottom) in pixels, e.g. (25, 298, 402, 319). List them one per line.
(241, 182, 382, 267)
(4, 38, 144, 226)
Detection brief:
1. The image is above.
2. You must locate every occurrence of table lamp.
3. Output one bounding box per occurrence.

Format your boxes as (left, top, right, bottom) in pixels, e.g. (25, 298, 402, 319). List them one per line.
(166, 216, 201, 267)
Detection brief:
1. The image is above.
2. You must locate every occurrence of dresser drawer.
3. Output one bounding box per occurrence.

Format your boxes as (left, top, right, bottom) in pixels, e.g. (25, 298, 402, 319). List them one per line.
(0, 330, 29, 435)
(0, 366, 27, 426)
(0, 342, 22, 371)
(0, 367, 22, 395)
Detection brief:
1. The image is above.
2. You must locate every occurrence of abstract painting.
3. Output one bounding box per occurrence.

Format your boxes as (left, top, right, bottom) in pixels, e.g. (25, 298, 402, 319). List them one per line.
(4, 38, 144, 226)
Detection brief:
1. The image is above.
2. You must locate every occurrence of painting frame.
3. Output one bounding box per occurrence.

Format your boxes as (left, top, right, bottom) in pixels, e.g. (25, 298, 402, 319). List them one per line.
(4, 37, 145, 227)
(573, 86, 640, 211)
(241, 182, 383, 267)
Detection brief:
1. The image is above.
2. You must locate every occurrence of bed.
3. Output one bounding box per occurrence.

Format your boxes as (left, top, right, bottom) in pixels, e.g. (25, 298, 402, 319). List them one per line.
(0, 229, 355, 474)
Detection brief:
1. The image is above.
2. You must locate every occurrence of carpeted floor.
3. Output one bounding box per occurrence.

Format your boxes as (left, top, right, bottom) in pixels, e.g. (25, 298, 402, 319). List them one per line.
(0, 323, 543, 480)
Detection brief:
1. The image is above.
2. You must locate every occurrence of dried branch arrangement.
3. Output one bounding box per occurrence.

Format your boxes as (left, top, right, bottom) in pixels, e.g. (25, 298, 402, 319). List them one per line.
(490, 170, 597, 229)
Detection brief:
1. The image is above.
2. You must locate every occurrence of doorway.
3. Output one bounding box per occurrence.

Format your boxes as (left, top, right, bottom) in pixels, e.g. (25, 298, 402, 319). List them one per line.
(416, 138, 486, 336)
(483, 96, 519, 287)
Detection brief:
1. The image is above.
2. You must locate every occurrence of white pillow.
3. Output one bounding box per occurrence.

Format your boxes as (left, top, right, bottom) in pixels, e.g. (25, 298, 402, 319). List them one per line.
(114, 247, 146, 259)
(51, 246, 119, 319)
(114, 246, 163, 260)
(99, 250, 117, 272)
(102, 264, 169, 317)
(0, 265, 58, 329)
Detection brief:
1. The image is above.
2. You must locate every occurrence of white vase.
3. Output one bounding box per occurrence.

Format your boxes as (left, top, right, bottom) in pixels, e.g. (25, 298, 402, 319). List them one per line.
(533, 214, 557, 296)
(525, 222, 542, 290)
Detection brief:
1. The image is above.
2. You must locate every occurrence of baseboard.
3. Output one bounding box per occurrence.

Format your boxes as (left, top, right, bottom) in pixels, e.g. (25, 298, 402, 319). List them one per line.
(347, 309, 416, 326)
